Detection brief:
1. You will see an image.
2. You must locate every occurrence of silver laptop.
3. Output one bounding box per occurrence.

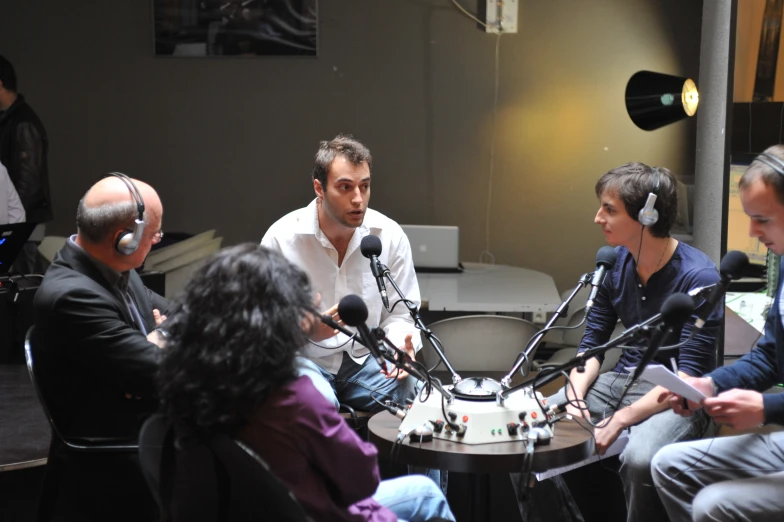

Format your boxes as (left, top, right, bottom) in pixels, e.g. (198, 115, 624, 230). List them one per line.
(401, 225, 462, 273)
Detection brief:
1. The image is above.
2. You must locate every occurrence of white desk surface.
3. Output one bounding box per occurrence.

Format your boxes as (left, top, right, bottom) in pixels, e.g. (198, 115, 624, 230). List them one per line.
(416, 262, 561, 313)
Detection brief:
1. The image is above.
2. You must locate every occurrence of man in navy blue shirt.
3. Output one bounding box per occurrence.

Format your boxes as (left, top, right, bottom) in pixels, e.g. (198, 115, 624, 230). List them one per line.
(555, 162, 722, 522)
(652, 146, 784, 522)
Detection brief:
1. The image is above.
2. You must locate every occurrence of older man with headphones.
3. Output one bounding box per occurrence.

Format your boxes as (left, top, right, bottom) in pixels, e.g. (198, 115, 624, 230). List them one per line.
(32, 173, 168, 521)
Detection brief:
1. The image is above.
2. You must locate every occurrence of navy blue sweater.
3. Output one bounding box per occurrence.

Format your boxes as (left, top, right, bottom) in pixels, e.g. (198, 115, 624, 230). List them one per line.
(578, 242, 722, 376)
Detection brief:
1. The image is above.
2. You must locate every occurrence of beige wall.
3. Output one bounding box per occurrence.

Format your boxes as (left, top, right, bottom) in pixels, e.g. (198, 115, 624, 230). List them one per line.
(0, 0, 702, 292)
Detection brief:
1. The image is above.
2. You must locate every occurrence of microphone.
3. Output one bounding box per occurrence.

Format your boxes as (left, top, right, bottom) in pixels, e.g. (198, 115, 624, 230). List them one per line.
(315, 310, 366, 346)
(360, 235, 389, 310)
(694, 250, 749, 330)
(584, 246, 618, 317)
(337, 294, 388, 372)
(631, 292, 695, 382)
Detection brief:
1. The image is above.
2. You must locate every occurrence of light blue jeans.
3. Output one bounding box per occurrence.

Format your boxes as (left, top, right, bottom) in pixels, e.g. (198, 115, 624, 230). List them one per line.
(296, 352, 418, 412)
(373, 475, 455, 522)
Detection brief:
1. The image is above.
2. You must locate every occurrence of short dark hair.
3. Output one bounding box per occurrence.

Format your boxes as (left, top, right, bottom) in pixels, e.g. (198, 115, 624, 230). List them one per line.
(312, 134, 372, 188)
(595, 162, 679, 238)
(0, 55, 18, 92)
(76, 198, 139, 244)
(157, 244, 313, 435)
(740, 144, 784, 204)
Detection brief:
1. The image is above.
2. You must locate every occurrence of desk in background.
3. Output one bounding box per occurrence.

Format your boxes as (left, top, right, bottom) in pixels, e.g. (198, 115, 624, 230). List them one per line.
(417, 263, 561, 314)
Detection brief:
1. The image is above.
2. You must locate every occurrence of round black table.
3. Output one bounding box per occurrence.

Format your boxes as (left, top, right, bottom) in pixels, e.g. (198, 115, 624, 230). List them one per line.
(369, 411, 595, 521)
(369, 411, 594, 474)
(0, 364, 50, 471)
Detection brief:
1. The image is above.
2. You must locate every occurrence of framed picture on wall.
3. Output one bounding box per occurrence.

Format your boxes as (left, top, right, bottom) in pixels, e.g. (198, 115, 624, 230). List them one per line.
(153, 0, 318, 57)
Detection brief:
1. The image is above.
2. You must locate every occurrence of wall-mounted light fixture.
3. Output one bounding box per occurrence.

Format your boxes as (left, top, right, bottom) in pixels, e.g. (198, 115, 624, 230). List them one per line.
(625, 71, 699, 131)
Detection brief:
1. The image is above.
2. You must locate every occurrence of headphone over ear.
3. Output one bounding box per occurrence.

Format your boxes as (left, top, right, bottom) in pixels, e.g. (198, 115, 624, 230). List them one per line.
(107, 172, 146, 255)
(755, 152, 784, 176)
(637, 169, 662, 227)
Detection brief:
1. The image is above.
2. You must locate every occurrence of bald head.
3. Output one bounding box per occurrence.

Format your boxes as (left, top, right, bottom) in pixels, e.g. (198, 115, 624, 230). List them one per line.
(76, 175, 163, 246)
(83, 176, 161, 213)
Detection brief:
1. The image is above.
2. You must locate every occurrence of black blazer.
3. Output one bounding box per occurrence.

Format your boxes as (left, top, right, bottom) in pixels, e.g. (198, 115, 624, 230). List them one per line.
(33, 239, 169, 440)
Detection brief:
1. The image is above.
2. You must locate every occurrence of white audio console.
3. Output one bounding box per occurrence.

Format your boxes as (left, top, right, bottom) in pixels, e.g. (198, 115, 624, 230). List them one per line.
(398, 387, 555, 445)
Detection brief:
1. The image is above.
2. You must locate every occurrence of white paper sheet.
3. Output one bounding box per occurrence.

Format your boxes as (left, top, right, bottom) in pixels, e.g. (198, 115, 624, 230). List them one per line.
(535, 430, 629, 480)
(632, 364, 707, 403)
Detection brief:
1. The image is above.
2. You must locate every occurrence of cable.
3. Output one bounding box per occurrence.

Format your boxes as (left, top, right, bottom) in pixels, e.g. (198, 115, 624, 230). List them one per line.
(384, 297, 448, 373)
(307, 334, 358, 350)
(479, 32, 502, 265)
(515, 318, 589, 376)
(450, 0, 489, 28)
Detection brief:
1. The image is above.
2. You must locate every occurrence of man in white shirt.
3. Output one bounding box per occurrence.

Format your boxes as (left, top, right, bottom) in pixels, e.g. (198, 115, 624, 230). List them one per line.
(261, 135, 421, 412)
(0, 160, 25, 224)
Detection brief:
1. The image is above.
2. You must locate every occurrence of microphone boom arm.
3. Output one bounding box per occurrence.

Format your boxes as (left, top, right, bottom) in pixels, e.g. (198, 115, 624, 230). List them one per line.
(372, 327, 455, 402)
(497, 310, 664, 404)
(379, 262, 462, 384)
(501, 272, 593, 388)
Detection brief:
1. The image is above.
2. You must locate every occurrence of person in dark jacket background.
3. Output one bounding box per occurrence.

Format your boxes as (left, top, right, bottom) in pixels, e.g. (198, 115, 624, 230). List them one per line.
(0, 54, 52, 273)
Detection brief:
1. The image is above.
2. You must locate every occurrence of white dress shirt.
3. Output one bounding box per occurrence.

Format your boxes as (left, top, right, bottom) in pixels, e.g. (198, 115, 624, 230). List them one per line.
(0, 161, 25, 224)
(261, 199, 422, 374)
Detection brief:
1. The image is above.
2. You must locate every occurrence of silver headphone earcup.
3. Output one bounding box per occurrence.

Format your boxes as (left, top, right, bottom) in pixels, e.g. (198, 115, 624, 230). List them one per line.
(115, 230, 139, 255)
(638, 208, 659, 227)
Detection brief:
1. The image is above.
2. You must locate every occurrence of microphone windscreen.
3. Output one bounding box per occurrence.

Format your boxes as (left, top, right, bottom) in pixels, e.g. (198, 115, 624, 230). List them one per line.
(360, 235, 383, 259)
(338, 294, 369, 327)
(596, 245, 618, 269)
(660, 292, 695, 327)
(719, 251, 750, 280)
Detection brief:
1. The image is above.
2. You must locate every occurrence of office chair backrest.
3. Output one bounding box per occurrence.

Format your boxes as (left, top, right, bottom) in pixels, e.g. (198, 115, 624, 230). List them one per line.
(421, 315, 540, 372)
(139, 414, 313, 522)
(24, 326, 136, 452)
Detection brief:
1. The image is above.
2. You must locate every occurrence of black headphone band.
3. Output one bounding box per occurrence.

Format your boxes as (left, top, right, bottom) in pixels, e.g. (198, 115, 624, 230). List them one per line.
(755, 153, 784, 177)
(107, 172, 145, 221)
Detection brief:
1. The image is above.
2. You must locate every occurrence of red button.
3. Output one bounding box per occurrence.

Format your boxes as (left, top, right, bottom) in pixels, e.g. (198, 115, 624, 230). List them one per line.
(462, 415, 469, 422)
(531, 412, 538, 419)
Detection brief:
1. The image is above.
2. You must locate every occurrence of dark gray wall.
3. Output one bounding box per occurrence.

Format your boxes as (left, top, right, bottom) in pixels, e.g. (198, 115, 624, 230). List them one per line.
(0, 0, 702, 291)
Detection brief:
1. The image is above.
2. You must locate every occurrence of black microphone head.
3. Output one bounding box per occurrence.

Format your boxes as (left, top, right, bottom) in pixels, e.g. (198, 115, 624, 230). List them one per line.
(360, 235, 383, 259)
(596, 246, 617, 269)
(337, 294, 369, 327)
(719, 251, 750, 280)
(660, 293, 695, 327)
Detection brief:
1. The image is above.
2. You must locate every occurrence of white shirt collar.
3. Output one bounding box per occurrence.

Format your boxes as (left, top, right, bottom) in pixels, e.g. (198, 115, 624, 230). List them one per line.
(295, 198, 384, 237)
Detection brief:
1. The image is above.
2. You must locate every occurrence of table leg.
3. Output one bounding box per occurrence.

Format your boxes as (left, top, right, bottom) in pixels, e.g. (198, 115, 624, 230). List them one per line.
(467, 473, 490, 522)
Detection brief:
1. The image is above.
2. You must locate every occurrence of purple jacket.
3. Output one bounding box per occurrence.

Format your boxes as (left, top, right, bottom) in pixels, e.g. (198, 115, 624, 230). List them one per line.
(238, 376, 397, 522)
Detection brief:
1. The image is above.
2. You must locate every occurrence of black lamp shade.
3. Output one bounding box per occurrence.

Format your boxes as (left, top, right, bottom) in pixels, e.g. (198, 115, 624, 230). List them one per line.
(625, 71, 699, 131)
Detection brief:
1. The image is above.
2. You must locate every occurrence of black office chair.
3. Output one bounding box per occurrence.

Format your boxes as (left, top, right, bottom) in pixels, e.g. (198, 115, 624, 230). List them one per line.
(139, 413, 315, 522)
(25, 325, 139, 451)
(25, 326, 157, 521)
(339, 402, 373, 440)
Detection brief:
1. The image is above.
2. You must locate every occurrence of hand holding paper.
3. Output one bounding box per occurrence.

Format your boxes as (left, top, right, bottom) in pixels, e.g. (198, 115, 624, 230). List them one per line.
(634, 364, 707, 404)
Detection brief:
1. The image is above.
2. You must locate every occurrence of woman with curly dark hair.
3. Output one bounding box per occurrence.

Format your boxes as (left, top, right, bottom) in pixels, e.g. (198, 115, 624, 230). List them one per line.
(158, 244, 453, 522)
